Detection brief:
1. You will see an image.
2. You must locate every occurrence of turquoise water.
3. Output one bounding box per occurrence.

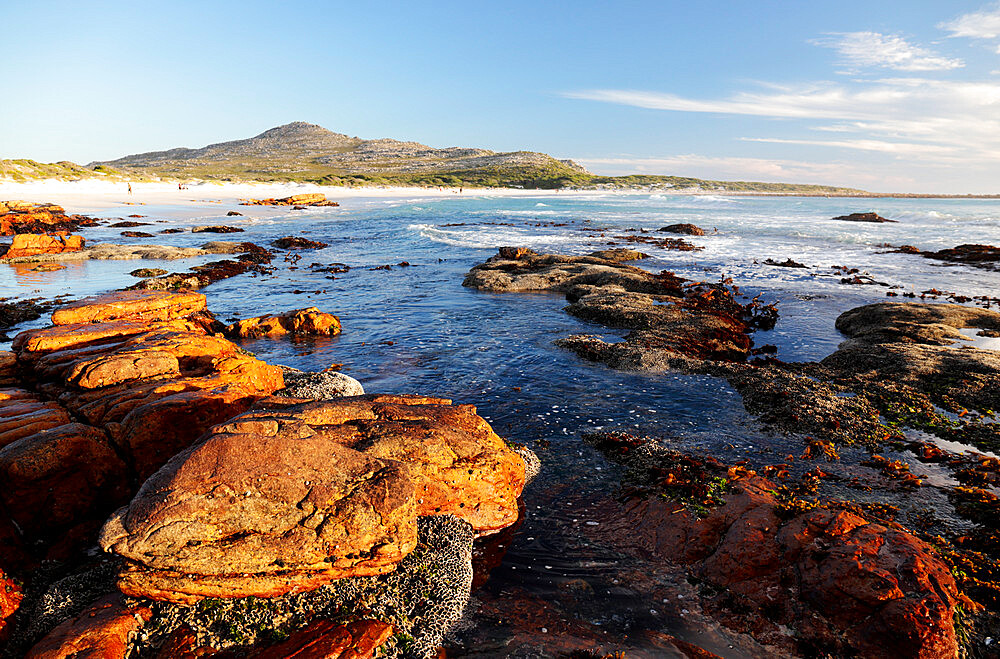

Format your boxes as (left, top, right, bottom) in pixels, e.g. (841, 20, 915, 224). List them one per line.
(3, 192, 999, 656)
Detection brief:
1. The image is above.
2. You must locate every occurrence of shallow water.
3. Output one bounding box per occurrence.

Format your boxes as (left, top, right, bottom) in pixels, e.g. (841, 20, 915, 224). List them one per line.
(3, 192, 1000, 656)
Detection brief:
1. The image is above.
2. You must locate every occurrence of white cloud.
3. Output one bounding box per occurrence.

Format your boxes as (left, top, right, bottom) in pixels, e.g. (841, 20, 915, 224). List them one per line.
(739, 137, 960, 157)
(813, 32, 963, 71)
(940, 2, 1000, 39)
(564, 79, 1000, 164)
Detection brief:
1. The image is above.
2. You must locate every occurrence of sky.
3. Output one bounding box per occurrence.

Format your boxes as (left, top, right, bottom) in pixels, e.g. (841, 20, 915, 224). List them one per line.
(3, 1, 1000, 193)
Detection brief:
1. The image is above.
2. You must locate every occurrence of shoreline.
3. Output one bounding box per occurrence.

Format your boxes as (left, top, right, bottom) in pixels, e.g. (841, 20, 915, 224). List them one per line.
(2, 180, 999, 214)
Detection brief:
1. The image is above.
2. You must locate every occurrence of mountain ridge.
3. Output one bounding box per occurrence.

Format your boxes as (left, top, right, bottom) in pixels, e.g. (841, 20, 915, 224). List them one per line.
(3, 122, 870, 194)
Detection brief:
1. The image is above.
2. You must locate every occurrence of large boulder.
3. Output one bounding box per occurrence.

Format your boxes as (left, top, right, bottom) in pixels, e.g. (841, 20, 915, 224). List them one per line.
(100, 419, 419, 604)
(100, 395, 526, 604)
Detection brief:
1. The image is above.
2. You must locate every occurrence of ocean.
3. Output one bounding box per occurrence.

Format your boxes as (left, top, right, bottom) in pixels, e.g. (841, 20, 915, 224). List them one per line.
(3, 191, 999, 655)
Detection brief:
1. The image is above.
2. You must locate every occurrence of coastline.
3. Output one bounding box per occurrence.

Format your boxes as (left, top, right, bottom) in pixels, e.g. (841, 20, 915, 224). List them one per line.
(2, 179, 998, 214)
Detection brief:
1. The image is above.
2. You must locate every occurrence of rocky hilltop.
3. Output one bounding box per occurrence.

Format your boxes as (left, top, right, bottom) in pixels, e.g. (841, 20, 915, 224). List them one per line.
(89, 122, 591, 189)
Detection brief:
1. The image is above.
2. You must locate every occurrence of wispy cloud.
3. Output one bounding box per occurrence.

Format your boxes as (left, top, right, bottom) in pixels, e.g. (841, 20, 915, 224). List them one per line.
(940, 2, 1000, 39)
(564, 78, 1000, 164)
(812, 32, 963, 71)
(739, 137, 960, 157)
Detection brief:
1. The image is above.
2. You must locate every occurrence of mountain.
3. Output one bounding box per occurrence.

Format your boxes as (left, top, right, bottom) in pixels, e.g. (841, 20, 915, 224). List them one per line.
(89, 122, 592, 189)
(87, 122, 866, 193)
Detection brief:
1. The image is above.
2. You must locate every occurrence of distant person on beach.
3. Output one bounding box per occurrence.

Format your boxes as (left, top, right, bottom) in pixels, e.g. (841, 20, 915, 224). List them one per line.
(127, 183, 132, 195)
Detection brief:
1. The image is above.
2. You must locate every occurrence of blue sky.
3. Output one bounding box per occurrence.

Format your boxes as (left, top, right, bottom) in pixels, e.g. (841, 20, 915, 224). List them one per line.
(3, 0, 1000, 192)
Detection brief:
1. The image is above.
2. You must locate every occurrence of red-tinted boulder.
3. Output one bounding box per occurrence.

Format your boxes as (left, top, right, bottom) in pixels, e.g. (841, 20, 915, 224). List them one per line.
(0, 423, 130, 543)
(252, 619, 393, 659)
(25, 594, 151, 659)
(3, 234, 85, 259)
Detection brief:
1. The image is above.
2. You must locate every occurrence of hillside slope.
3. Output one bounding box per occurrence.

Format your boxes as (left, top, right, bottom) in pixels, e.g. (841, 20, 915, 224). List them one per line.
(90, 122, 589, 188)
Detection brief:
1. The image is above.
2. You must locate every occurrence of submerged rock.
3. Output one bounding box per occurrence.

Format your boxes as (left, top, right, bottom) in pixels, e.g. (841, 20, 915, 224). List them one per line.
(464, 248, 777, 367)
(831, 212, 897, 223)
(588, 431, 966, 659)
(658, 223, 705, 235)
(271, 236, 330, 250)
(226, 307, 341, 338)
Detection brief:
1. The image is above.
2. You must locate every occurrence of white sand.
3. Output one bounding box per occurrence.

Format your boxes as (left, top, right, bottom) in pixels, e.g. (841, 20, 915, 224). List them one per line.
(0, 179, 589, 216)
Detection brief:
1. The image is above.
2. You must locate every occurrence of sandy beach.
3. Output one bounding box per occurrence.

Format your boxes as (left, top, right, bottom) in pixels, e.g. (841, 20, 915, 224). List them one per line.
(0, 180, 591, 217)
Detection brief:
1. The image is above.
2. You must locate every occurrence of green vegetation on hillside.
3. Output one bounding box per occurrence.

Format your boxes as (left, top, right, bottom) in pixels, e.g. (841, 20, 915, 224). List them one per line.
(0, 159, 125, 182)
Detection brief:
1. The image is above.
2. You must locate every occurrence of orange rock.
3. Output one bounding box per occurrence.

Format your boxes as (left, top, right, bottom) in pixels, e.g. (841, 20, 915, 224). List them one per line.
(252, 619, 393, 659)
(0, 423, 130, 542)
(3, 234, 84, 259)
(0, 202, 96, 236)
(51, 290, 207, 325)
(12, 318, 203, 357)
(226, 307, 342, 339)
(25, 594, 151, 659)
(101, 415, 418, 604)
(0, 396, 72, 448)
(241, 193, 339, 207)
(0, 568, 23, 644)
(226, 395, 527, 533)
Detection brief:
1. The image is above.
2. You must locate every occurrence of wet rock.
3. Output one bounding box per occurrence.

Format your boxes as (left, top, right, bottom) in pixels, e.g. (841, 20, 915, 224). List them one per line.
(659, 223, 705, 236)
(763, 258, 806, 268)
(226, 211, 243, 217)
(25, 594, 151, 659)
(2, 234, 84, 260)
(119, 231, 154, 238)
(0, 300, 53, 341)
(590, 432, 964, 659)
(109, 221, 150, 228)
(0, 201, 98, 236)
(918, 244, 1000, 269)
(241, 194, 339, 207)
(191, 225, 244, 234)
(129, 268, 168, 278)
(29, 264, 66, 272)
(277, 370, 365, 399)
(271, 236, 330, 250)
(465, 249, 776, 367)
(226, 307, 341, 339)
(832, 212, 897, 223)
